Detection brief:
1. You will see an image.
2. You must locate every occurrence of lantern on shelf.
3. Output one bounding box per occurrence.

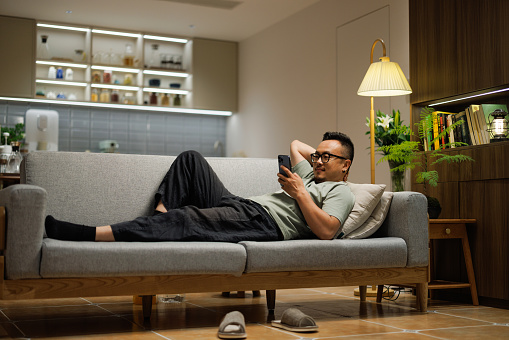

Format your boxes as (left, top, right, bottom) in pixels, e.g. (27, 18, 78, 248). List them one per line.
(487, 109, 509, 143)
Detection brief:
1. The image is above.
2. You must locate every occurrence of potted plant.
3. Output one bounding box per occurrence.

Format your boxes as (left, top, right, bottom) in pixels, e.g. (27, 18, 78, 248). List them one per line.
(377, 107, 474, 218)
(1, 123, 25, 146)
(366, 109, 411, 191)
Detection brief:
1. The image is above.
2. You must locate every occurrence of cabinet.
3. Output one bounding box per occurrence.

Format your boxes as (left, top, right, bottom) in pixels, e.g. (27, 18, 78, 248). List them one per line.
(31, 22, 237, 112)
(0, 16, 35, 98)
(409, 0, 509, 308)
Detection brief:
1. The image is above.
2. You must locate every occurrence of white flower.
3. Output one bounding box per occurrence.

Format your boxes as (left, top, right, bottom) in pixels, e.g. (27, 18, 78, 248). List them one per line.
(377, 115, 393, 130)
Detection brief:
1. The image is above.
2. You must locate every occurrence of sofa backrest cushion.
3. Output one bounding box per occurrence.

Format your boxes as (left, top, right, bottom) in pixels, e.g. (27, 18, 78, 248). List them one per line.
(22, 152, 280, 227)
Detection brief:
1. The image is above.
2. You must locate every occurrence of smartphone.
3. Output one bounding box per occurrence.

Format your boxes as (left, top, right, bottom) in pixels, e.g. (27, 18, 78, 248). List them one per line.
(278, 155, 291, 177)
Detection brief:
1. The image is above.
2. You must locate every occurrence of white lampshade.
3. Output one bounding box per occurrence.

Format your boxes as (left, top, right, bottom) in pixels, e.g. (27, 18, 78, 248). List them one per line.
(357, 57, 412, 97)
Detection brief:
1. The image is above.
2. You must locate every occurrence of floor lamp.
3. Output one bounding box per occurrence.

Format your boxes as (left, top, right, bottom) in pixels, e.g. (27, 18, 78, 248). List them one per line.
(355, 39, 412, 297)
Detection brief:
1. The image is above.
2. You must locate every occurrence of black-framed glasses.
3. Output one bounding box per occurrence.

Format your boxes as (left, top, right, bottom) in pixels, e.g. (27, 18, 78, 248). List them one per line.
(310, 152, 348, 163)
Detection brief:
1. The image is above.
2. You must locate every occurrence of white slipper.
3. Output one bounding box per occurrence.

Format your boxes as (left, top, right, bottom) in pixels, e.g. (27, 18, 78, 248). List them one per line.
(218, 311, 247, 339)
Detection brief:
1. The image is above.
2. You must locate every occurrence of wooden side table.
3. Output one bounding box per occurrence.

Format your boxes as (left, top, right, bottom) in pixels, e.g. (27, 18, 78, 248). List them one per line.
(0, 174, 20, 190)
(428, 219, 479, 305)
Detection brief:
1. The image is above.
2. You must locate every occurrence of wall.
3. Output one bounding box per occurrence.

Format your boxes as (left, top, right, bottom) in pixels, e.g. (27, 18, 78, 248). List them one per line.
(0, 100, 226, 156)
(228, 0, 410, 185)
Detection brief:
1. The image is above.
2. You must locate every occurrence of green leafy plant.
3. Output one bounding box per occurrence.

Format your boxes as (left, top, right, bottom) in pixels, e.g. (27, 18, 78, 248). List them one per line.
(377, 107, 474, 197)
(0, 123, 25, 145)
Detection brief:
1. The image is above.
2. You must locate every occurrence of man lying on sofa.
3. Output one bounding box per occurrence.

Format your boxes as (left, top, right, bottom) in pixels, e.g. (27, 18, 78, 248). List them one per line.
(45, 131, 355, 242)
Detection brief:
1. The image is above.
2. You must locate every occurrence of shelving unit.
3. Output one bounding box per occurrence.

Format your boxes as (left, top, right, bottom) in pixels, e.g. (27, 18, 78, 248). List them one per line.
(409, 0, 509, 309)
(34, 22, 192, 108)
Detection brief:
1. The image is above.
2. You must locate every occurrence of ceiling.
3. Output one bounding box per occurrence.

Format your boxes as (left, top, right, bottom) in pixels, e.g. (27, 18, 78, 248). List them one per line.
(1, 0, 320, 41)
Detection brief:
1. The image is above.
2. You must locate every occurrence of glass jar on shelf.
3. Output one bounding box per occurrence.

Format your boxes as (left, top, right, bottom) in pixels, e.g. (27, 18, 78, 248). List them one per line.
(91, 71, 102, 83)
(99, 89, 110, 103)
(161, 93, 170, 106)
(111, 90, 120, 103)
(123, 92, 136, 105)
(102, 69, 112, 84)
(149, 92, 158, 105)
(91, 88, 99, 102)
(149, 44, 159, 68)
(173, 94, 181, 106)
(0, 146, 8, 174)
(123, 43, 135, 67)
(123, 73, 133, 86)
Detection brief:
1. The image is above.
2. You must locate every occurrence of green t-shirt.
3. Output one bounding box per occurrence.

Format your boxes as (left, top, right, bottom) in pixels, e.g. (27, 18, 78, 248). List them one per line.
(250, 160, 355, 240)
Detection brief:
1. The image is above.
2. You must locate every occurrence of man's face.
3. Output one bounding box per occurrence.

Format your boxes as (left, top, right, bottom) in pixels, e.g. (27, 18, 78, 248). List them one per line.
(312, 140, 351, 183)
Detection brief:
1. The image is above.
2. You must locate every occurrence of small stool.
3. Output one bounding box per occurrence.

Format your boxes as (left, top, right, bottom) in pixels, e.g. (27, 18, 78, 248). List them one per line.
(428, 219, 478, 305)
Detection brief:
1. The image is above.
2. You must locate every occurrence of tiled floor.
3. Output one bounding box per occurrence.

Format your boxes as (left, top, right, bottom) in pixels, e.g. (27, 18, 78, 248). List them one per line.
(1, 286, 508, 339)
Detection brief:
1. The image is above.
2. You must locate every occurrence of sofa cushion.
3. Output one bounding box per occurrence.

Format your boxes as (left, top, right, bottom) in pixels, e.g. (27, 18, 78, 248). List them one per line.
(341, 183, 385, 237)
(345, 192, 394, 239)
(40, 239, 247, 278)
(240, 238, 407, 273)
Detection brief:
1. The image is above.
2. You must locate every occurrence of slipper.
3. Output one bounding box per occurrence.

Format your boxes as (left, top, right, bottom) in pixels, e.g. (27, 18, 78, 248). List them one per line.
(218, 311, 247, 339)
(271, 308, 318, 333)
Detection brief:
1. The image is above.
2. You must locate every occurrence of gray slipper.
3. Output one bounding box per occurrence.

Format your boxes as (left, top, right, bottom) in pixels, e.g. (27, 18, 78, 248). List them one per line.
(271, 308, 318, 332)
(218, 311, 247, 339)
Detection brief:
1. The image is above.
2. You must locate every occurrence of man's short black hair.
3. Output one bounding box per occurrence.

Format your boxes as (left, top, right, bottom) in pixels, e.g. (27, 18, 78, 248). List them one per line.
(322, 131, 354, 163)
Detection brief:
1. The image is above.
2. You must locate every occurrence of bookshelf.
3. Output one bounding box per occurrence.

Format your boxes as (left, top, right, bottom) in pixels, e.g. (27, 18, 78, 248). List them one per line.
(410, 0, 509, 309)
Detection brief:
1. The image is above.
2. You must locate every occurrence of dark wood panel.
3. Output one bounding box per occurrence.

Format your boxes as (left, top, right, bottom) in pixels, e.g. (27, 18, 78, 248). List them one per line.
(410, 0, 509, 104)
(479, 180, 509, 300)
(410, 0, 459, 103)
(456, 0, 509, 94)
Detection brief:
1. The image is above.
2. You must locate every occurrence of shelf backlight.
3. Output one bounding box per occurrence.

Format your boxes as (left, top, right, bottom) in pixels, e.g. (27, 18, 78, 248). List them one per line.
(92, 29, 141, 38)
(37, 23, 90, 32)
(91, 65, 140, 73)
(90, 84, 140, 91)
(143, 70, 189, 78)
(143, 88, 189, 95)
(36, 61, 88, 69)
(36, 79, 88, 87)
(429, 87, 509, 106)
(143, 35, 188, 44)
(0, 97, 232, 116)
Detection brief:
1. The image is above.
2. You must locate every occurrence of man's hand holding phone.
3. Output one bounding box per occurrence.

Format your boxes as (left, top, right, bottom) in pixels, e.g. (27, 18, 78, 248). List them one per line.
(277, 155, 305, 199)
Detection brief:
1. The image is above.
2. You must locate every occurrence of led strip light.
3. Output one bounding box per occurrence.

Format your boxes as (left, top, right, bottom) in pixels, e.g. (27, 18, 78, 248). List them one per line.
(0, 97, 232, 116)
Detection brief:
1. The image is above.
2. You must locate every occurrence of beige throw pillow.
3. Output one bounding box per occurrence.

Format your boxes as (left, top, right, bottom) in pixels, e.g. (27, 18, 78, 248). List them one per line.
(345, 191, 394, 239)
(337, 183, 385, 238)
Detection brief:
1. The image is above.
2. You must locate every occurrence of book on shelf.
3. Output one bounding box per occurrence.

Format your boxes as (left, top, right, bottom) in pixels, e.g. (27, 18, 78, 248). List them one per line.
(434, 111, 454, 149)
(455, 111, 472, 146)
(446, 113, 456, 147)
(432, 111, 440, 150)
(465, 106, 479, 145)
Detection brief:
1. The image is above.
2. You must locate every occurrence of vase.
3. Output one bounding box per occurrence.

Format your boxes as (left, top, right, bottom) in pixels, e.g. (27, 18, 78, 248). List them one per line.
(388, 160, 406, 192)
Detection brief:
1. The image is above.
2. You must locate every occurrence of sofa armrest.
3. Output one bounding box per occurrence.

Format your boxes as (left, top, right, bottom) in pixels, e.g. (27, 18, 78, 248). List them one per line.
(0, 184, 47, 279)
(374, 191, 428, 267)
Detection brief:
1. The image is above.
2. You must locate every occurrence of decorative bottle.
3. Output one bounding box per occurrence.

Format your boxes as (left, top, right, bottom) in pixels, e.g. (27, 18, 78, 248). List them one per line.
(6, 142, 23, 174)
(38, 35, 51, 59)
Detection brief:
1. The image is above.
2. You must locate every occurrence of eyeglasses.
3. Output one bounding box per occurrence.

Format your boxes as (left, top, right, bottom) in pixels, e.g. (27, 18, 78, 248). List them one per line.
(310, 152, 348, 163)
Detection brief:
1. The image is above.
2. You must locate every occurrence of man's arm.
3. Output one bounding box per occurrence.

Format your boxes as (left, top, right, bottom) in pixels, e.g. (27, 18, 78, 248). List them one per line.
(278, 167, 341, 240)
(290, 140, 315, 167)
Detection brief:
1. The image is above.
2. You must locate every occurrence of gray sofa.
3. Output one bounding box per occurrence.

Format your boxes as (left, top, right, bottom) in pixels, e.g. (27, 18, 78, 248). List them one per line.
(0, 152, 429, 318)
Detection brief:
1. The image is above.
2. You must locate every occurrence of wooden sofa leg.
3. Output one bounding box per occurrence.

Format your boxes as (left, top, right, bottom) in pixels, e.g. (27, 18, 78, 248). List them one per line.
(416, 282, 428, 312)
(376, 285, 384, 303)
(266, 290, 276, 313)
(142, 295, 154, 319)
(358, 285, 367, 301)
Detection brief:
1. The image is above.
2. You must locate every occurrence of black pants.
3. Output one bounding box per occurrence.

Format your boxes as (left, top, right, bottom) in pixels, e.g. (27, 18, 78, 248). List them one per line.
(111, 151, 282, 242)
